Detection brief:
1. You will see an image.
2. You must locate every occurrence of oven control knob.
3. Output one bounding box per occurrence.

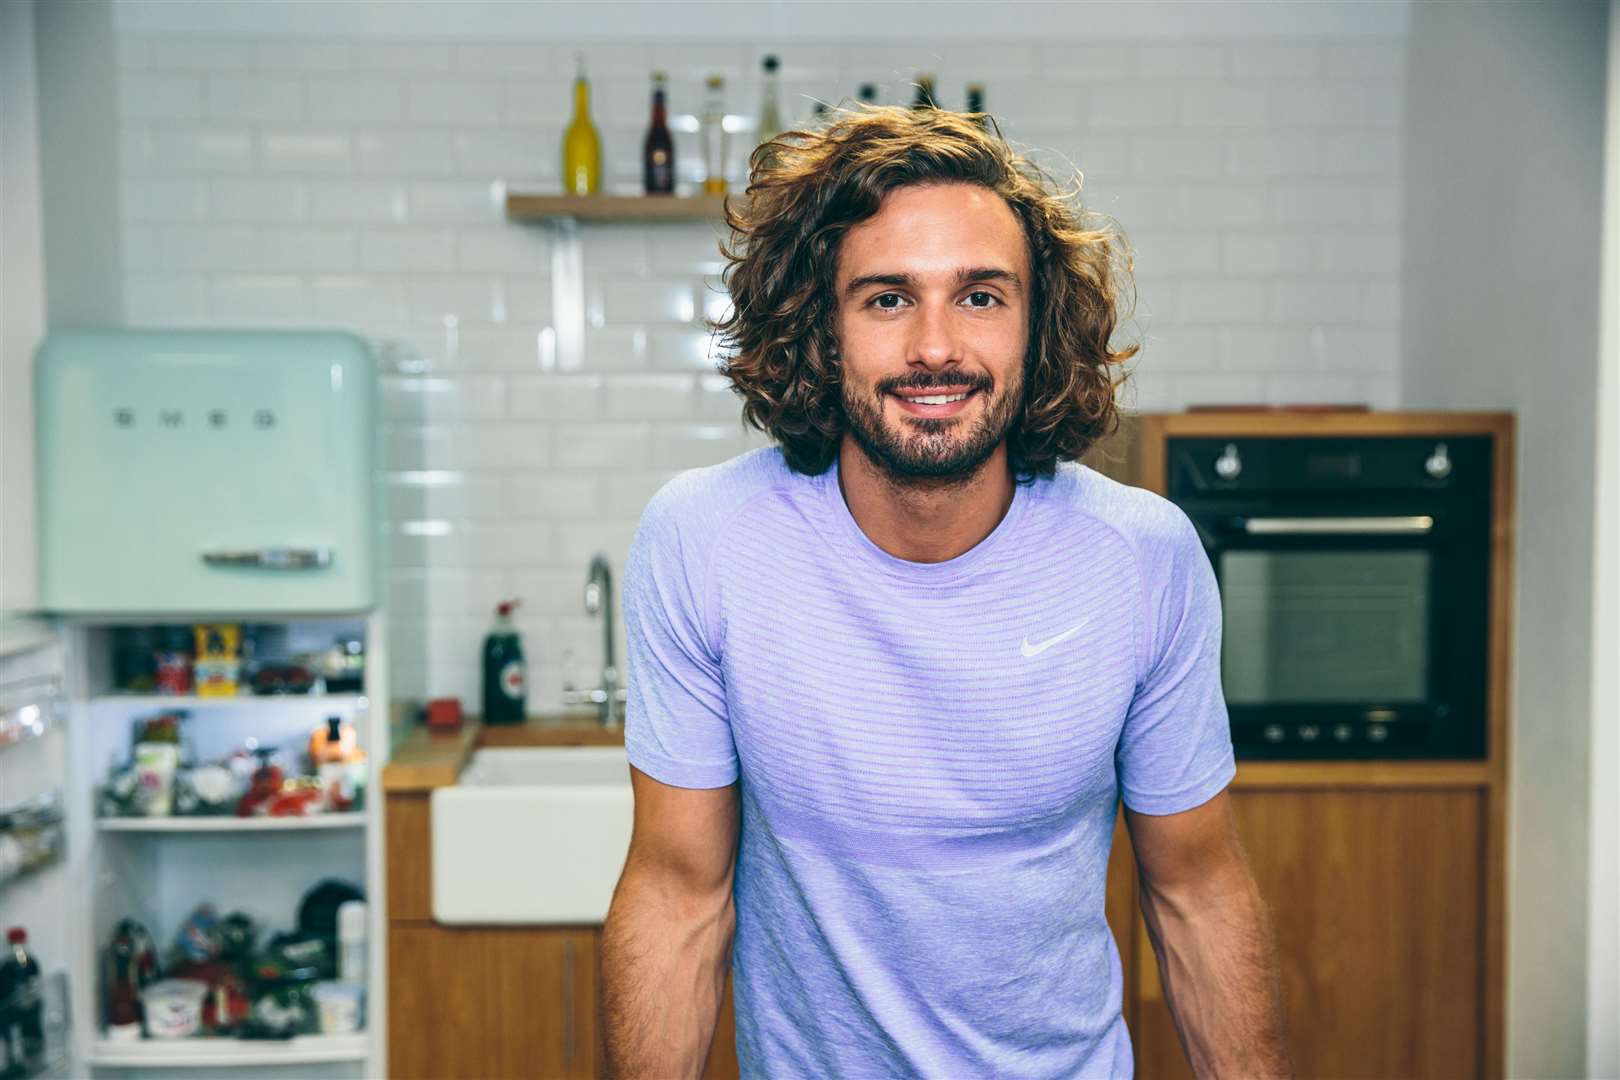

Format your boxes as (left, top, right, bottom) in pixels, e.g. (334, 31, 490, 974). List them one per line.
(1298, 724, 1321, 742)
(1425, 442, 1452, 479)
(1333, 724, 1354, 742)
(1262, 724, 1286, 743)
(1367, 723, 1390, 743)
(1215, 443, 1242, 481)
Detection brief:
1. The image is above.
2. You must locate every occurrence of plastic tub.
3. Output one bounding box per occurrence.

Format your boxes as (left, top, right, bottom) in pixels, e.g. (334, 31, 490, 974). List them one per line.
(311, 980, 364, 1035)
(141, 978, 207, 1038)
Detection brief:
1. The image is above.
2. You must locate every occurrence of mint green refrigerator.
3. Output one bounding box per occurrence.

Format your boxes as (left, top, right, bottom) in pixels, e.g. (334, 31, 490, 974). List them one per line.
(35, 329, 378, 614)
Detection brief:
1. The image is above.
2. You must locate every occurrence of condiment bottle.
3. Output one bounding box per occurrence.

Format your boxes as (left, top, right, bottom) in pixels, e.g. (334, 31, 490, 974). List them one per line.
(481, 600, 527, 725)
(562, 53, 602, 195)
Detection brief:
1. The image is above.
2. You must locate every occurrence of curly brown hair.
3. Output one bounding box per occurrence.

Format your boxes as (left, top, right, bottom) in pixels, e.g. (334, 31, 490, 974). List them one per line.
(710, 103, 1137, 482)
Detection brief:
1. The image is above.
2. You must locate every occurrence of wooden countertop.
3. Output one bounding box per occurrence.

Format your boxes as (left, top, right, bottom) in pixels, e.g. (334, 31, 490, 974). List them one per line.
(382, 713, 626, 793)
(380, 713, 1493, 795)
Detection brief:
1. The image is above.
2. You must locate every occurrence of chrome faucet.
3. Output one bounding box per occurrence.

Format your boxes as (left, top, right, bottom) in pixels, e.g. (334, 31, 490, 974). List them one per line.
(582, 553, 620, 726)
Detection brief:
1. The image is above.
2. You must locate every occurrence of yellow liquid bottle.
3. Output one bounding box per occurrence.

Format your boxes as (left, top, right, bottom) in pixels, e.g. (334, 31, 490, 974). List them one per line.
(700, 75, 729, 195)
(562, 55, 602, 195)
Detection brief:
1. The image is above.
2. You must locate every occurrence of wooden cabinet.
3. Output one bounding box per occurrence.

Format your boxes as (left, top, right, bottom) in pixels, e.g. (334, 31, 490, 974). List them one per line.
(390, 924, 598, 1079)
(1128, 787, 1488, 1079)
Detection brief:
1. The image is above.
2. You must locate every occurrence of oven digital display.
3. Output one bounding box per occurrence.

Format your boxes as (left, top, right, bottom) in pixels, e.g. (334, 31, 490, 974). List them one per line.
(1307, 452, 1362, 479)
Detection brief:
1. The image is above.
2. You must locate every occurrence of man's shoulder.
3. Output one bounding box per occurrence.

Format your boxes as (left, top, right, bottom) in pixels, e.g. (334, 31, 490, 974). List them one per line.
(639, 445, 801, 539)
(1044, 460, 1199, 561)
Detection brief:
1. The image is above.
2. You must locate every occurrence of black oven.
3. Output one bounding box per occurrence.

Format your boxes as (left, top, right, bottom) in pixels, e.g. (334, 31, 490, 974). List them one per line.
(1169, 435, 1493, 760)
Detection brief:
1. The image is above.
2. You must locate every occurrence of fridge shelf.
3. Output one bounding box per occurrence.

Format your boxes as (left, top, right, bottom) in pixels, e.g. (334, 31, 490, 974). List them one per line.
(0, 790, 65, 893)
(92, 693, 368, 710)
(96, 812, 366, 833)
(85, 1032, 368, 1068)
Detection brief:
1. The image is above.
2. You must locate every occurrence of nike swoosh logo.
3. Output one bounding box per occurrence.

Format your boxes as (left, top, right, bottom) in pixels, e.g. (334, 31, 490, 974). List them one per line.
(1020, 620, 1091, 659)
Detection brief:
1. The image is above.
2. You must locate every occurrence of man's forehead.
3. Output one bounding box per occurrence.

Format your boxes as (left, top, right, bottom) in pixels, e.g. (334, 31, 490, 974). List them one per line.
(836, 182, 1027, 283)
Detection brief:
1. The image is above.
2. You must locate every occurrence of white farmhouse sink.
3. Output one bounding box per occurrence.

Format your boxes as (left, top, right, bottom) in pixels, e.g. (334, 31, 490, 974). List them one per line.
(430, 746, 633, 924)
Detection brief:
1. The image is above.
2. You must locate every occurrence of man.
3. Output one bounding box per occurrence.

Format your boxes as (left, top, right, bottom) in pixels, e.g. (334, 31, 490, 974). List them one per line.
(601, 105, 1291, 1079)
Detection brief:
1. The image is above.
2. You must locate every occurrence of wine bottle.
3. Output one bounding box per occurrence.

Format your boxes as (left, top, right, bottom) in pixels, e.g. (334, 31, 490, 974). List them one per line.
(643, 71, 675, 195)
(911, 73, 937, 110)
(966, 82, 987, 127)
(701, 74, 729, 195)
(758, 55, 783, 147)
(562, 53, 602, 195)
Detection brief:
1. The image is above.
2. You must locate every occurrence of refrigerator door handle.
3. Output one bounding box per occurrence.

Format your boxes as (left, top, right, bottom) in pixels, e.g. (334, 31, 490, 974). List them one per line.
(201, 547, 334, 570)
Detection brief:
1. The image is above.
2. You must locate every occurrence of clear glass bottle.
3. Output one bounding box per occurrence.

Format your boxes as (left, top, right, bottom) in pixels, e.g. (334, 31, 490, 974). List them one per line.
(562, 53, 602, 195)
(700, 74, 729, 195)
(643, 71, 675, 195)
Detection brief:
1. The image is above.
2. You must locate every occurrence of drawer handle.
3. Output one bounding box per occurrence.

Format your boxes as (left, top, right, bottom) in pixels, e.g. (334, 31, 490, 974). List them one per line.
(202, 547, 333, 569)
(562, 937, 576, 1067)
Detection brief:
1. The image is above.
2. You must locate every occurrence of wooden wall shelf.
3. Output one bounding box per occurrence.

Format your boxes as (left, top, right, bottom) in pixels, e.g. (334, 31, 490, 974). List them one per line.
(506, 192, 740, 223)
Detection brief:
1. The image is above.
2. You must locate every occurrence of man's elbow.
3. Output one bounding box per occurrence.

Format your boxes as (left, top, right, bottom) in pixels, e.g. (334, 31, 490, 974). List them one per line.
(609, 852, 736, 932)
(1138, 844, 1263, 921)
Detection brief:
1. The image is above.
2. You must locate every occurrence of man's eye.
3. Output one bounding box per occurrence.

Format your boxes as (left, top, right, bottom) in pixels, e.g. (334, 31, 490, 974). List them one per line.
(964, 291, 999, 308)
(872, 293, 906, 310)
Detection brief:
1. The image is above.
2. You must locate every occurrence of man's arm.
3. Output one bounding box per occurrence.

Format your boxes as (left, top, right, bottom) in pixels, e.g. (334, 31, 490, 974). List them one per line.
(1125, 789, 1292, 1078)
(600, 766, 739, 1080)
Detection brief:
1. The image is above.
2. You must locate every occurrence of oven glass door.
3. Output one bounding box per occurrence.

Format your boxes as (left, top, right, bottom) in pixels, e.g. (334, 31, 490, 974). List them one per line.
(1192, 503, 1484, 759)
(1219, 545, 1430, 706)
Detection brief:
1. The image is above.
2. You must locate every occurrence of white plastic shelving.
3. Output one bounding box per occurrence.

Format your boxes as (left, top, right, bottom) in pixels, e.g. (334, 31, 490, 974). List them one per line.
(85, 1033, 368, 1068)
(64, 614, 390, 1079)
(90, 693, 367, 710)
(96, 812, 366, 832)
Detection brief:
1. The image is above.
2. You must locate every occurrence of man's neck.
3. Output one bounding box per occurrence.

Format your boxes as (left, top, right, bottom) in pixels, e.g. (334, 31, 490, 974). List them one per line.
(835, 437, 1016, 564)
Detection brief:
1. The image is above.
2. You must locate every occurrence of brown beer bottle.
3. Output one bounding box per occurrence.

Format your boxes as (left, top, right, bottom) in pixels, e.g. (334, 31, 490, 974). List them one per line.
(643, 71, 675, 195)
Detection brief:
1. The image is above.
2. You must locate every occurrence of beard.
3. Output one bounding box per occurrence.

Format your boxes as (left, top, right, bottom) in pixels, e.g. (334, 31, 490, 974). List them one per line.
(840, 366, 1024, 488)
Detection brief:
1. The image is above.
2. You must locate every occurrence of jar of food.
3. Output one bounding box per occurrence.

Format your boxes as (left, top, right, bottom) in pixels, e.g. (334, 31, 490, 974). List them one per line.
(141, 978, 208, 1038)
(311, 980, 364, 1034)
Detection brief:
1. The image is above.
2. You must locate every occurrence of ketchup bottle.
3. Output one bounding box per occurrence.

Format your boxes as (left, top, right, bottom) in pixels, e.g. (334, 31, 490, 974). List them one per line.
(481, 600, 527, 726)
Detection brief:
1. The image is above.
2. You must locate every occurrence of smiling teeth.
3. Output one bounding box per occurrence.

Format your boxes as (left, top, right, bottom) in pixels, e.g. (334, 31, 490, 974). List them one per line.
(906, 393, 970, 405)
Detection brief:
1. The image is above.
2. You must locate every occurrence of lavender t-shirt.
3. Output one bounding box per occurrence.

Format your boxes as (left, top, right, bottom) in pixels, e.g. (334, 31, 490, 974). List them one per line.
(623, 446, 1234, 1079)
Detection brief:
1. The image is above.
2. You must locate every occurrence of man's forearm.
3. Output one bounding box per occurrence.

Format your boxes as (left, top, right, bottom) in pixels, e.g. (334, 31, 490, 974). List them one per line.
(600, 870, 734, 1079)
(1138, 866, 1292, 1078)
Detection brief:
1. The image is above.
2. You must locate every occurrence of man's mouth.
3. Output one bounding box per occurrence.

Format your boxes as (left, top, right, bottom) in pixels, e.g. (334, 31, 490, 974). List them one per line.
(889, 387, 981, 418)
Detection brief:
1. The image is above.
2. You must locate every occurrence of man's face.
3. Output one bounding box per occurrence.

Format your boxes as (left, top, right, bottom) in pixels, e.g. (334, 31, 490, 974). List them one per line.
(833, 181, 1031, 485)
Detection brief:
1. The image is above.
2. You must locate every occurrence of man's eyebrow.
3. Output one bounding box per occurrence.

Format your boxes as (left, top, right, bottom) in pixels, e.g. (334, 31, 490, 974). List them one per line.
(841, 267, 1024, 299)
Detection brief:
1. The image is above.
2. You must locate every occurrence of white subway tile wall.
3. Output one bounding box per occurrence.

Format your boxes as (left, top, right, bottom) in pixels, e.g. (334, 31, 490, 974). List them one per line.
(116, 33, 1405, 708)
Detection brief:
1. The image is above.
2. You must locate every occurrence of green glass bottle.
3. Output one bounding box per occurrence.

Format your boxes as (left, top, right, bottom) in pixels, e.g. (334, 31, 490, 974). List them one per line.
(562, 53, 602, 195)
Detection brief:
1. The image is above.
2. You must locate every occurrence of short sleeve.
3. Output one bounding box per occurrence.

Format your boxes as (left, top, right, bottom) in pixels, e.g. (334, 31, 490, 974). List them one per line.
(622, 481, 739, 789)
(1116, 503, 1236, 815)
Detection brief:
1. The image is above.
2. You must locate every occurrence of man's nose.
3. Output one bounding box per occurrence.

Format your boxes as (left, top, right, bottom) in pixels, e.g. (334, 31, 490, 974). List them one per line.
(907, 298, 961, 368)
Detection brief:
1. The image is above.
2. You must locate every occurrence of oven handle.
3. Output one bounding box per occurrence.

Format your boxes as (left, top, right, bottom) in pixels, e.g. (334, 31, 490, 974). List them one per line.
(1238, 515, 1435, 535)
